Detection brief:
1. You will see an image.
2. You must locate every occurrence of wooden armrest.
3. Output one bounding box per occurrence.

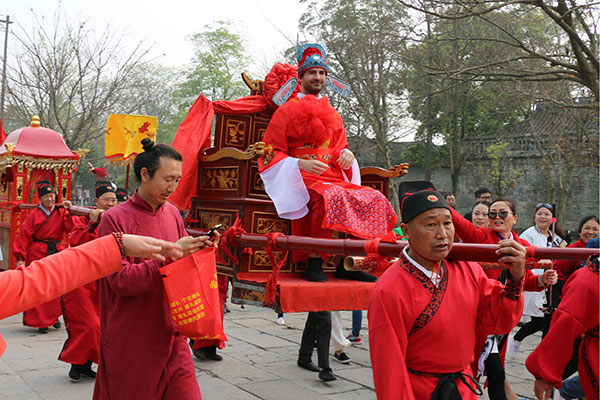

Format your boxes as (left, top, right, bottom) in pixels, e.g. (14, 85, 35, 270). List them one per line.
(360, 163, 409, 178)
(198, 142, 265, 162)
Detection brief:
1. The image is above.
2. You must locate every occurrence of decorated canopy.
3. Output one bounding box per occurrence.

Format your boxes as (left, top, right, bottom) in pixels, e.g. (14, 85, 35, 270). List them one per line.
(0, 116, 86, 174)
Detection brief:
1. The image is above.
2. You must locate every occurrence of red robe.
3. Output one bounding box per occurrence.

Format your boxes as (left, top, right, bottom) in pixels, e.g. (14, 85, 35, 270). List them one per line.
(258, 94, 397, 261)
(93, 193, 201, 400)
(13, 206, 74, 328)
(58, 215, 101, 364)
(0, 235, 123, 358)
(526, 261, 599, 399)
(368, 252, 524, 399)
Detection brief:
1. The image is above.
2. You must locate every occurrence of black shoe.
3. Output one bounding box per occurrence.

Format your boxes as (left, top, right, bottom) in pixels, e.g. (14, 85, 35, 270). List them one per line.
(333, 352, 351, 364)
(38, 327, 49, 334)
(334, 262, 377, 282)
(203, 345, 223, 361)
(297, 358, 319, 372)
(319, 368, 337, 382)
(53, 320, 61, 329)
(224, 304, 231, 313)
(69, 364, 82, 382)
(305, 257, 328, 282)
(81, 360, 96, 379)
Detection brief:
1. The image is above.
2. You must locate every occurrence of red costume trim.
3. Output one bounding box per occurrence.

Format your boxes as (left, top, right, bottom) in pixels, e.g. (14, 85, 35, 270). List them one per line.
(284, 95, 336, 144)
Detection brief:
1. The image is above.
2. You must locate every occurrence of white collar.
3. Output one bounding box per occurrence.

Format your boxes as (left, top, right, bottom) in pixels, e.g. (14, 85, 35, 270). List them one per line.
(297, 92, 322, 99)
(403, 247, 442, 287)
(38, 205, 54, 216)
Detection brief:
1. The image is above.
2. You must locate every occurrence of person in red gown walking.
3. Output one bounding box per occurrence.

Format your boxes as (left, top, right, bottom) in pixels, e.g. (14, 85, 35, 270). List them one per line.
(59, 181, 118, 382)
(526, 254, 599, 400)
(93, 139, 218, 400)
(369, 186, 526, 399)
(13, 180, 74, 332)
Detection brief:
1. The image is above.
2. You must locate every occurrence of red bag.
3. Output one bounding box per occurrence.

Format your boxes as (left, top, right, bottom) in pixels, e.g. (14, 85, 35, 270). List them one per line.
(160, 247, 227, 341)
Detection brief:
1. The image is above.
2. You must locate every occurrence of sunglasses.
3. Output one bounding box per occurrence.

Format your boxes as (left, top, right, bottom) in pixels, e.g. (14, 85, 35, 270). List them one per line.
(536, 203, 552, 211)
(488, 211, 512, 219)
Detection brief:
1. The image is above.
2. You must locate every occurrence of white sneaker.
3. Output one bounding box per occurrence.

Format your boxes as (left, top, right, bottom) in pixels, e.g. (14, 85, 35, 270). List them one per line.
(506, 335, 521, 359)
(276, 317, 285, 325)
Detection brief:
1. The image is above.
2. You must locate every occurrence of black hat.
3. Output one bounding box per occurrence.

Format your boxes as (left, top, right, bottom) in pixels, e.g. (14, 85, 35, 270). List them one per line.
(399, 181, 449, 223)
(95, 181, 116, 198)
(37, 180, 55, 197)
(115, 188, 129, 202)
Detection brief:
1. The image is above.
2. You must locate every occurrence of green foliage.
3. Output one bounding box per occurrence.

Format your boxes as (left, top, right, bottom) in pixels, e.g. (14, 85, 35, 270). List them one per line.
(173, 21, 250, 112)
(480, 140, 523, 197)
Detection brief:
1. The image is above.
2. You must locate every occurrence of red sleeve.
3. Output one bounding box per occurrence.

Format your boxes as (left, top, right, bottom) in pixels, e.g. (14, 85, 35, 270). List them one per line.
(97, 210, 164, 296)
(330, 110, 349, 170)
(69, 216, 98, 247)
(0, 235, 122, 320)
(258, 106, 290, 172)
(473, 261, 524, 335)
(368, 287, 416, 400)
(61, 207, 75, 232)
(12, 211, 36, 263)
(526, 269, 599, 388)
(523, 269, 544, 292)
(554, 259, 578, 282)
(450, 207, 489, 244)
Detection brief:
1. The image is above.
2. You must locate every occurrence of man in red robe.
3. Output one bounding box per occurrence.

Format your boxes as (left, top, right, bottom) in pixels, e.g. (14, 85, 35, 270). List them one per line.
(59, 181, 117, 382)
(13, 180, 74, 332)
(258, 42, 397, 282)
(526, 254, 599, 400)
(93, 140, 217, 400)
(368, 186, 526, 399)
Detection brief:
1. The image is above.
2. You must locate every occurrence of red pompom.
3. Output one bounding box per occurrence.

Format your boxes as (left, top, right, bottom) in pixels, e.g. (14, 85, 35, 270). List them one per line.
(285, 95, 337, 145)
(263, 63, 301, 110)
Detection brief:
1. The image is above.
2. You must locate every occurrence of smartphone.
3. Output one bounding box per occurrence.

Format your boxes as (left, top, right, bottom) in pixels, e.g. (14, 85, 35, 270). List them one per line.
(207, 224, 223, 238)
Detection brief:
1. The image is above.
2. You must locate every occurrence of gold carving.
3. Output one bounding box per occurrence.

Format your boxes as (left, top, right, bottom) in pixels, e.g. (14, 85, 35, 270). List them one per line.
(198, 142, 265, 163)
(16, 177, 23, 200)
(17, 164, 23, 173)
(241, 72, 264, 95)
(4, 143, 15, 154)
(200, 167, 239, 191)
(226, 120, 246, 145)
(198, 212, 233, 231)
(253, 250, 285, 267)
(362, 181, 384, 192)
(253, 173, 265, 192)
(256, 217, 290, 235)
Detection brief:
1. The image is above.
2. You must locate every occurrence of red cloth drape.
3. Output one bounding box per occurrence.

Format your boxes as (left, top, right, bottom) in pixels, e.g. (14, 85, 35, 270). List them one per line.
(170, 95, 269, 211)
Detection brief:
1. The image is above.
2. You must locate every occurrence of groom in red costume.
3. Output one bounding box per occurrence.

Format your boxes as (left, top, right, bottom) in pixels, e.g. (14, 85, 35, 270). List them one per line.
(259, 42, 397, 382)
(258, 42, 397, 282)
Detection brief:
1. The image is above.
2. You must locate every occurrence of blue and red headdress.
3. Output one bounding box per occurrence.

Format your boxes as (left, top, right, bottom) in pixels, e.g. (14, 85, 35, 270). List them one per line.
(270, 39, 352, 107)
(297, 42, 330, 77)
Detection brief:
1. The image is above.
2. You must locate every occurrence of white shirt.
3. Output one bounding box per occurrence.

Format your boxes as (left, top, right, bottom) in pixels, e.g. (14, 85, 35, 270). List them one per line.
(403, 247, 442, 287)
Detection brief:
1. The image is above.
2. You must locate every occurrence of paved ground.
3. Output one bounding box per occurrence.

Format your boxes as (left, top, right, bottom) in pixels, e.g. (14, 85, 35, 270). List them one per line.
(0, 301, 542, 399)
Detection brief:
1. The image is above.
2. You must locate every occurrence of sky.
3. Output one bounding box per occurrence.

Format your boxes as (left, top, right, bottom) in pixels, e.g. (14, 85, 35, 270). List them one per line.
(4, 0, 308, 74)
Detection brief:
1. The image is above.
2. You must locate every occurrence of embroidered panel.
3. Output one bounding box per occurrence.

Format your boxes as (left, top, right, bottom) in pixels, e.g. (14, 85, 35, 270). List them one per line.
(502, 277, 524, 301)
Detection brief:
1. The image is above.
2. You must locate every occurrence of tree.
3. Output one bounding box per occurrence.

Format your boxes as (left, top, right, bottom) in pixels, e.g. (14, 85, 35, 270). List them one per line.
(397, 0, 599, 104)
(405, 12, 527, 194)
(173, 20, 251, 111)
(299, 0, 413, 214)
(5, 11, 152, 149)
(480, 140, 523, 197)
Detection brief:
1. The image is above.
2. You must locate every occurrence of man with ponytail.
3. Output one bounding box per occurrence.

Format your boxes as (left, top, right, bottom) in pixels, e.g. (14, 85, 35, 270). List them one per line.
(93, 139, 217, 400)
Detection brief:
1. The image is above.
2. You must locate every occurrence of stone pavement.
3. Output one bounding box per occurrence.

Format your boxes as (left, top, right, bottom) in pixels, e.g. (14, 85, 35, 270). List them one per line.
(0, 302, 543, 400)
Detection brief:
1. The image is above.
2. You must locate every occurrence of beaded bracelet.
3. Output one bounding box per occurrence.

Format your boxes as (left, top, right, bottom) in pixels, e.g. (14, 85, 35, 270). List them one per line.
(112, 232, 126, 257)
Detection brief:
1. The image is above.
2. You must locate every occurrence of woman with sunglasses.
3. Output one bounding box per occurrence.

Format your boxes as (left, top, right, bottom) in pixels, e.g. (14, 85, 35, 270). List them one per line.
(451, 198, 556, 400)
(507, 203, 564, 359)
